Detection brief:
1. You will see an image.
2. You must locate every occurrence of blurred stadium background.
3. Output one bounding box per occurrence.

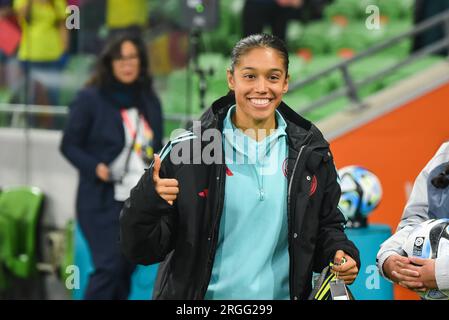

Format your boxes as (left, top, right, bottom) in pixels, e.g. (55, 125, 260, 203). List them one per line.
(1, 0, 449, 300)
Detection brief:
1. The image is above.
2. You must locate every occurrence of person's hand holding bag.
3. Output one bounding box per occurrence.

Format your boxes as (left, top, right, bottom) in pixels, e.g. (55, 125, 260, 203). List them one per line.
(332, 250, 359, 285)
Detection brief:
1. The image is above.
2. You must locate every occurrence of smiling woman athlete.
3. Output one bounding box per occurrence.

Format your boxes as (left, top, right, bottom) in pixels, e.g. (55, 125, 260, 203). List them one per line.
(119, 33, 360, 300)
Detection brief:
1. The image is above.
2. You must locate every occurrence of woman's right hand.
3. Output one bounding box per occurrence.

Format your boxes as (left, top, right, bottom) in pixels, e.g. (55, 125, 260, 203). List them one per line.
(153, 154, 179, 206)
(96, 162, 110, 182)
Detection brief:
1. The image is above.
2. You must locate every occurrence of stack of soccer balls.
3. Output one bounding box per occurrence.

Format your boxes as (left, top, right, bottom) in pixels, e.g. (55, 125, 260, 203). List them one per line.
(338, 165, 382, 228)
(402, 218, 449, 300)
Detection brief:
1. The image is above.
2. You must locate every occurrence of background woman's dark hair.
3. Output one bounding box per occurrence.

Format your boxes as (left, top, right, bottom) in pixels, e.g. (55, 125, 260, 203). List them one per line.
(431, 163, 449, 189)
(87, 34, 153, 91)
(229, 33, 289, 76)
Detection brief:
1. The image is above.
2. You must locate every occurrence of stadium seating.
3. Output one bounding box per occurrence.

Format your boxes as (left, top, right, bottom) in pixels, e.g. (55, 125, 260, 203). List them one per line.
(155, 0, 440, 124)
(0, 213, 11, 292)
(0, 186, 44, 279)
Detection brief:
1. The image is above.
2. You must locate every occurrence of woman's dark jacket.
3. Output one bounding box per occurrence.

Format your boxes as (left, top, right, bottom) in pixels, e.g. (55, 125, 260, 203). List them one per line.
(60, 85, 163, 216)
(119, 94, 360, 300)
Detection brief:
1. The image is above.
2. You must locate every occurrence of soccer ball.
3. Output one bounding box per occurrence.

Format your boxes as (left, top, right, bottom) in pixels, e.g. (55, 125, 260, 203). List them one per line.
(338, 165, 382, 226)
(402, 218, 449, 300)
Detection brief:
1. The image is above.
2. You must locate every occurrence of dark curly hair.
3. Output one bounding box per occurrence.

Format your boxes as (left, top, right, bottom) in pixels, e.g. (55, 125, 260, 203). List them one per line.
(229, 33, 289, 76)
(86, 34, 153, 91)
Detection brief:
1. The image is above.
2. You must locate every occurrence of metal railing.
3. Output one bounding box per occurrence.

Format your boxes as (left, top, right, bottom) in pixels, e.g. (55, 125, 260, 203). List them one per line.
(287, 7, 449, 113)
(0, 103, 193, 127)
(2, 8, 449, 127)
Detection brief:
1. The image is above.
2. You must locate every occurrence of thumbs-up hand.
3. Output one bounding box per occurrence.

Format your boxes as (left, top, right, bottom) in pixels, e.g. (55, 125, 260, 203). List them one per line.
(152, 154, 179, 206)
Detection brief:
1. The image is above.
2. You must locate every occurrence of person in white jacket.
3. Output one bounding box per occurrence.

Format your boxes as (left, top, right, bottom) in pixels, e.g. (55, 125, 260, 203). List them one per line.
(377, 142, 449, 295)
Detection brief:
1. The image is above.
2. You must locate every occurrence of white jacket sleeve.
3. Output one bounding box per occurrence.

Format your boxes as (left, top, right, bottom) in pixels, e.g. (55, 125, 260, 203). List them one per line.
(377, 142, 449, 280)
(377, 166, 430, 279)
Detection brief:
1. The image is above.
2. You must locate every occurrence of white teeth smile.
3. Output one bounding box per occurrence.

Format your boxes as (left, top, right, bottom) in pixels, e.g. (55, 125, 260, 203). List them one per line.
(250, 98, 271, 106)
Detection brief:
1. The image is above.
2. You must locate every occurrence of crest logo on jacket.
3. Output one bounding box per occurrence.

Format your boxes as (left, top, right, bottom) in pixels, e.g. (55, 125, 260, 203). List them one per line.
(310, 175, 318, 196)
(198, 189, 209, 198)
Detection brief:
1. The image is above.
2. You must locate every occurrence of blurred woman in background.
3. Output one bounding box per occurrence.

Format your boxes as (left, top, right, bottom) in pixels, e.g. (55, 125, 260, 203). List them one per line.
(60, 34, 163, 299)
(13, 0, 69, 107)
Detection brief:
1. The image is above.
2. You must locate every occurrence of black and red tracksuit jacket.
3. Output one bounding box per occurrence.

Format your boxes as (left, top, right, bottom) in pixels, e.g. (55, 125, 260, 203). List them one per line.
(119, 94, 360, 300)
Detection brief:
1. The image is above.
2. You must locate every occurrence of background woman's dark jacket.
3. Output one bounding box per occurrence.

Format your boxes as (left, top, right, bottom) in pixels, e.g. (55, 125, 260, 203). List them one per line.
(60, 85, 163, 216)
(120, 94, 360, 300)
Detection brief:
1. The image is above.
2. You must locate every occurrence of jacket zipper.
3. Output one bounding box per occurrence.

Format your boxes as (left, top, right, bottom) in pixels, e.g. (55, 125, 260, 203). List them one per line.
(199, 163, 225, 299)
(199, 114, 226, 299)
(287, 132, 313, 300)
(197, 117, 327, 299)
